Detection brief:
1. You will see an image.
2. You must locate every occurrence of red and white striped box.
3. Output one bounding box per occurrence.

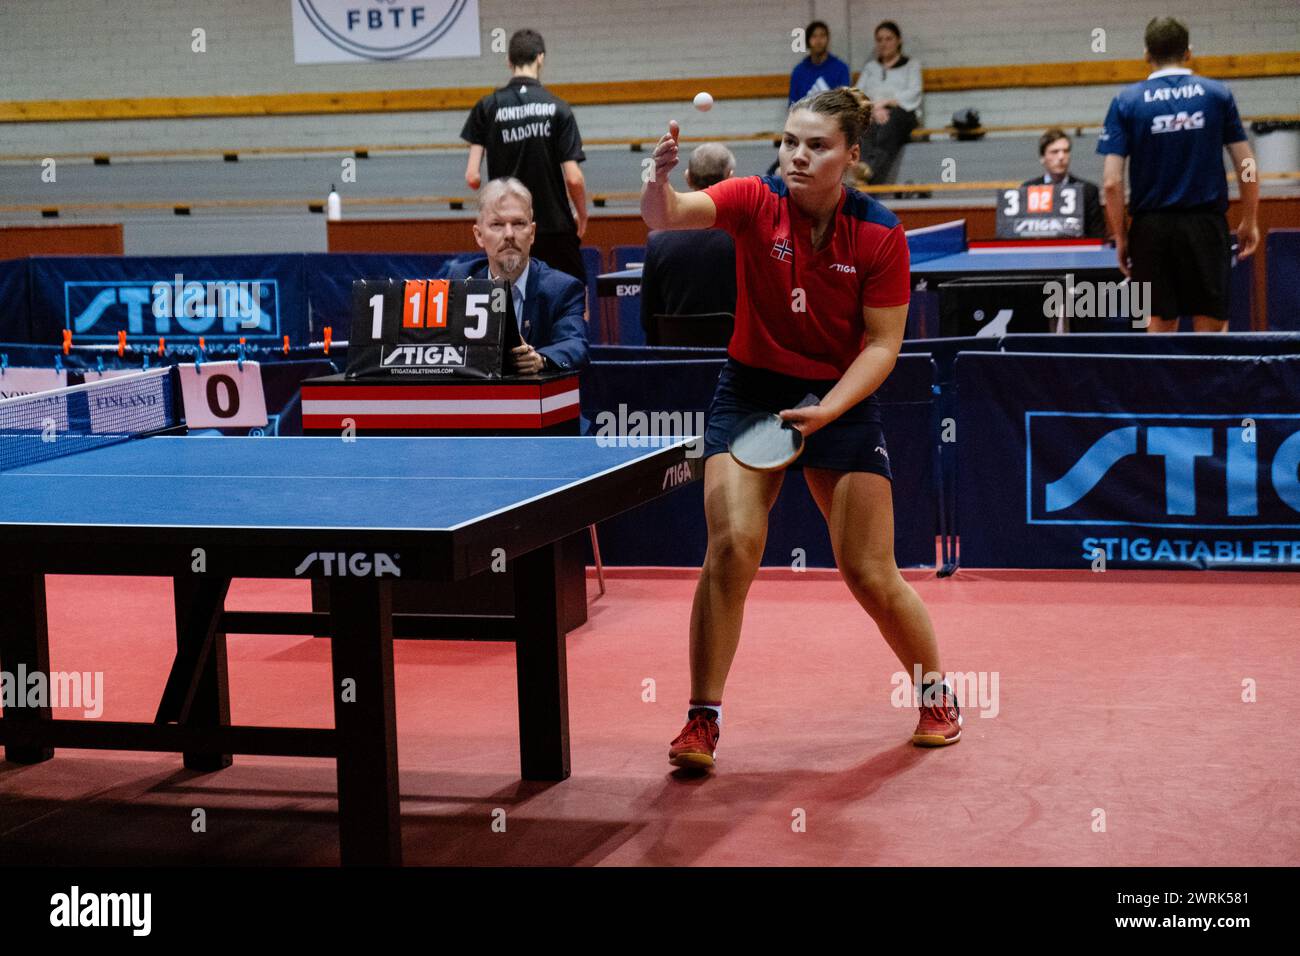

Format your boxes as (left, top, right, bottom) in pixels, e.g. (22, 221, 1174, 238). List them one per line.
(300, 374, 580, 433)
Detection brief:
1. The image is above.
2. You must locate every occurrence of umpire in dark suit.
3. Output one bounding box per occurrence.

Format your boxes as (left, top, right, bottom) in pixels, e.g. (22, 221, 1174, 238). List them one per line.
(442, 177, 588, 374)
(1024, 128, 1105, 239)
(639, 143, 738, 344)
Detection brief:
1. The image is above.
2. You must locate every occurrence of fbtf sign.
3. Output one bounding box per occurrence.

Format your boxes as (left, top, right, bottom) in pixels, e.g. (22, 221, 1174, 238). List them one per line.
(291, 0, 481, 63)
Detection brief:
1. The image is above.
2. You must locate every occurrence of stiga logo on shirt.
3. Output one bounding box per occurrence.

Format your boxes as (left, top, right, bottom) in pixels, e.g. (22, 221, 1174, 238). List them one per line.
(1151, 111, 1205, 134)
(382, 345, 467, 367)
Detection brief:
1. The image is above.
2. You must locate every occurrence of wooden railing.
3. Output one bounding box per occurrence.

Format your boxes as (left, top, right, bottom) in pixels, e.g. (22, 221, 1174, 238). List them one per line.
(3, 53, 1296, 124)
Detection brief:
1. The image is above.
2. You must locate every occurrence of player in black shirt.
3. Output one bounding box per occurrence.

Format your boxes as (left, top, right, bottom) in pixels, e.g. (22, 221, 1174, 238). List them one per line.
(461, 29, 589, 284)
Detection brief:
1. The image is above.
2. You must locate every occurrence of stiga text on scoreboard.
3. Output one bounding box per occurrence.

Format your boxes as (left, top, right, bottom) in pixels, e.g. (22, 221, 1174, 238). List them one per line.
(346, 277, 521, 379)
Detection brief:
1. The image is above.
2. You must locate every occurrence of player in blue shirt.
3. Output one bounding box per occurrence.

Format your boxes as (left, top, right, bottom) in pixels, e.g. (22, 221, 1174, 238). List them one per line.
(1098, 17, 1259, 332)
(788, 21, 852, 103)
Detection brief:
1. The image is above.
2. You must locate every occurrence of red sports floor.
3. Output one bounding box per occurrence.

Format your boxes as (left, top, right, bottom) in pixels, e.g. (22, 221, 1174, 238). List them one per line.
(1, 568, 1297, 866)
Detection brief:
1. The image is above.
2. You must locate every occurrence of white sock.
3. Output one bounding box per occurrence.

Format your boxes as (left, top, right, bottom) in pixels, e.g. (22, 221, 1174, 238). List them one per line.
(689, 701, 722, 727)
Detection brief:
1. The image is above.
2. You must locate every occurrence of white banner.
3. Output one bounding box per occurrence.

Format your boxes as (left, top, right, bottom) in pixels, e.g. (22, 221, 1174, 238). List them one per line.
(179, 362, 269, 430)
(0, 368, 70, 431)
(291, 0, 481, 64)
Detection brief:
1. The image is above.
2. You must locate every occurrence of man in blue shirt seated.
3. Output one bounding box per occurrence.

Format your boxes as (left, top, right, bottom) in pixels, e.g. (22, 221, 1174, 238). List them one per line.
(442, 177, 589, 373)
(640, 143, 738, 344)
(1099, 17, 1259, 333)
(789, 20, 851, 103)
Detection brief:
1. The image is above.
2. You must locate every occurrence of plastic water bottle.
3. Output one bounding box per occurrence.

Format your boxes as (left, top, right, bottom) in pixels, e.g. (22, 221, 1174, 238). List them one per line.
(326, 184, 341, 221)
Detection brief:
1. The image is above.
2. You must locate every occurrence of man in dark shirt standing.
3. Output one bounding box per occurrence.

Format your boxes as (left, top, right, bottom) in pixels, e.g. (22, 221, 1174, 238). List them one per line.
(640, 143, 737, 344)
(1099, 17, 1259, 332)
(1023, 128, 1105, 239)
(462, 29, 589, 284)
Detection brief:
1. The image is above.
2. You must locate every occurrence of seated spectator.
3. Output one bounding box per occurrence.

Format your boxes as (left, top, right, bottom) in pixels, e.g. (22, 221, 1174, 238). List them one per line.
(768, 22, 853, 176)
(1024, 128, 1105, 238)
(855, 20, 923, 184)
(789, 20, 851, 103)
(640, 144, 738, 345)
(441, 177, 588, 374)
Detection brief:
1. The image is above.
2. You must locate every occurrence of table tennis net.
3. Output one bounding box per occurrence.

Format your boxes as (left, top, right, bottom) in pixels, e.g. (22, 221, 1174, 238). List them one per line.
(0, 367, 179, 473)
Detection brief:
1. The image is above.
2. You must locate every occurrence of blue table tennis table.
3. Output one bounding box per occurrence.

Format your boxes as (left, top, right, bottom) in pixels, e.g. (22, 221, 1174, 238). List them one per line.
(0, 368, 702, 864)
(595, 221, 1122, 298)
(908, 239, 1123, 286)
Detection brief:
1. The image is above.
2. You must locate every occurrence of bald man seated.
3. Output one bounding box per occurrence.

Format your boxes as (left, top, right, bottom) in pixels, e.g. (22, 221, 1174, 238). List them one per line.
(441, 177, 589, 374)
(639, 143, 739, 345)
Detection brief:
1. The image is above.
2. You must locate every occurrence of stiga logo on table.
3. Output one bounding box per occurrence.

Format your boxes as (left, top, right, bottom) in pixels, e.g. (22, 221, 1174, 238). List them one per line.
(292, 0, 481, 63)
(294, 552, 401, 577)
(64, 278, 279, 341)
(1027, 412, 1300, 528)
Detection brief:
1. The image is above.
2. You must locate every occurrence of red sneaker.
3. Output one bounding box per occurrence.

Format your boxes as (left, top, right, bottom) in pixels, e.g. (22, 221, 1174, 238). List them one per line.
(669, 711, 720, 769)
(912, 686, 962, 746)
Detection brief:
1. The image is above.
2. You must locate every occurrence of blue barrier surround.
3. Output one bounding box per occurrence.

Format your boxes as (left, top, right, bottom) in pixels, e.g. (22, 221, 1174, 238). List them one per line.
(954, 349, 1300, 570)
(1266, 229, 1300, 331)
(2, 250, 608, 351)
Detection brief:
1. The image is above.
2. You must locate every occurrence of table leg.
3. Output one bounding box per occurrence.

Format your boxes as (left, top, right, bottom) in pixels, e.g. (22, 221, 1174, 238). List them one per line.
(0, 573, 53, 764)
(328, 577, 401, 865)
(163, 576, 233, 772)
(513, 543, 571, 781)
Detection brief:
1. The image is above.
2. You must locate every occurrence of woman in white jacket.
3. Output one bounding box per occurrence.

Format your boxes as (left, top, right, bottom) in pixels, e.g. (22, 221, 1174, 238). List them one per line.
(855, 20, 924, 184)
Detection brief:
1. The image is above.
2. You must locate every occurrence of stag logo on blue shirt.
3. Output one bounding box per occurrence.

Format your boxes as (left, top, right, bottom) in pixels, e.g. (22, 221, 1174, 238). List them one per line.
(1027, 412, 1300, 529)
(64, 279, 279, 340)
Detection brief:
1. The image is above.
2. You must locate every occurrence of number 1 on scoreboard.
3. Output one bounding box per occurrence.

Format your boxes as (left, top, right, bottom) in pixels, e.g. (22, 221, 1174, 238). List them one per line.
(402, 280, 428, 328)
(425, 279, 449, 328)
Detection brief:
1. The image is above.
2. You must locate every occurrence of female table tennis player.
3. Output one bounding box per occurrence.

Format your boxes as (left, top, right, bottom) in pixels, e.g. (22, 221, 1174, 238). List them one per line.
(640, 87, 960, 770)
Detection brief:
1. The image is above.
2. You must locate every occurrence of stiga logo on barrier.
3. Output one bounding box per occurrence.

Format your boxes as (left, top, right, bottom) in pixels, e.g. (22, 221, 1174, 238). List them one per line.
(64, 279, 279, 340)
(1027, 412, 1300, 529)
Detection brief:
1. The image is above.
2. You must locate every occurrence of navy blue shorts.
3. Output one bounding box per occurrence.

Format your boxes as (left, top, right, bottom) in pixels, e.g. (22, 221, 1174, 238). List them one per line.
(702, 358, 892, 479)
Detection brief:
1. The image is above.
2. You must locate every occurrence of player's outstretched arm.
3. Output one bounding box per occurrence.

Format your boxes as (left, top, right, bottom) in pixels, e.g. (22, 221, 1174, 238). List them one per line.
(465, 144, 484, 190)
(1101, 155, 1129, 277)
(1227, 141, 1260, 259)
(640, 120, 717, 231)
(781, 304, 908, 438)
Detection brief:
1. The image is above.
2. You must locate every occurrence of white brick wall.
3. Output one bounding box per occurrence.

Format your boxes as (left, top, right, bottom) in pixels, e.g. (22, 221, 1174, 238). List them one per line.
(0, 0, 1296, 156)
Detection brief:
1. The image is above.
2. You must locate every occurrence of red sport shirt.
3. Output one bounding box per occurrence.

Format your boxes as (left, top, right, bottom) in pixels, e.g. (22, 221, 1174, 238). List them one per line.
(702, 174, 911, 379)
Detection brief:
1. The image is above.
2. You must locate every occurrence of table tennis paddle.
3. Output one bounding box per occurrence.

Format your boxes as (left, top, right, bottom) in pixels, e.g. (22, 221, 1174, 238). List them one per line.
(728, 393, 821, 472)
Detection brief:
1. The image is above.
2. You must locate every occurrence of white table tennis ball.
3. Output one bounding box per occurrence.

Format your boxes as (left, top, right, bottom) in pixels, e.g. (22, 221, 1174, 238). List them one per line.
(693, 91, 714, 112)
